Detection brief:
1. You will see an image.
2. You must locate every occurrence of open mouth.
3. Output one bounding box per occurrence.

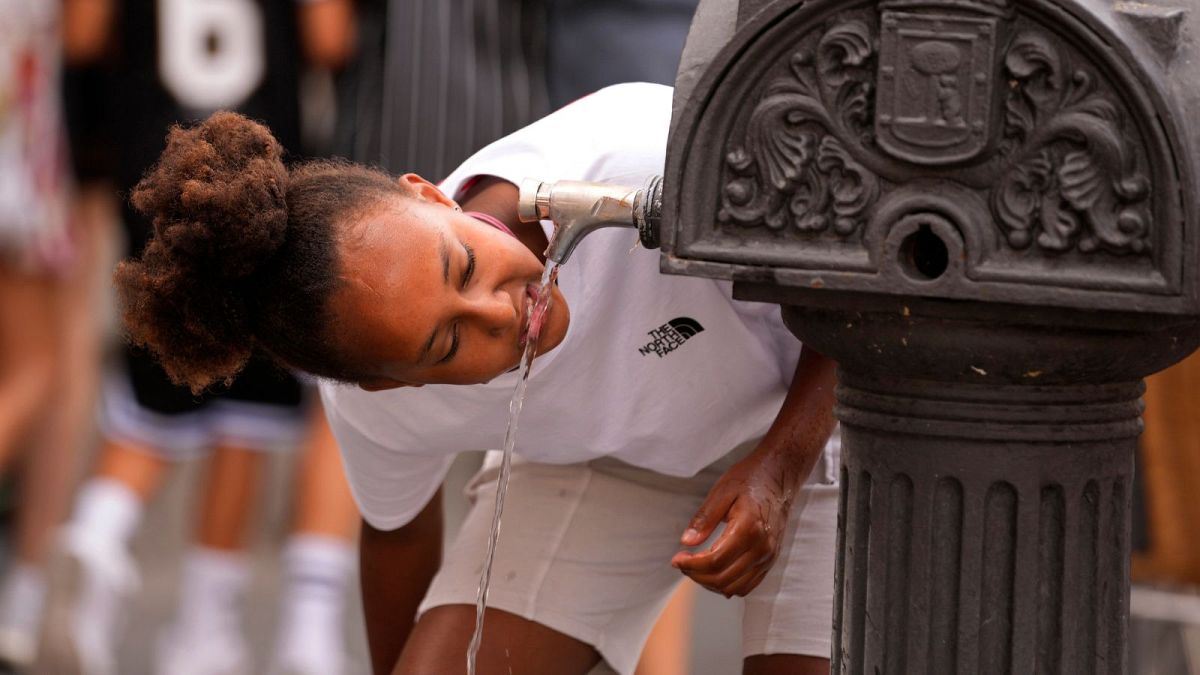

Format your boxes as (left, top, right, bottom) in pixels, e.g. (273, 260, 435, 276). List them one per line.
(517, 283, 546, 350)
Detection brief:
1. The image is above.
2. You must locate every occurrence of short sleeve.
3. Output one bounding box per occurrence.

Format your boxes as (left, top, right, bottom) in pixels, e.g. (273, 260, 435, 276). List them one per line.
(320, 386, 454, 531)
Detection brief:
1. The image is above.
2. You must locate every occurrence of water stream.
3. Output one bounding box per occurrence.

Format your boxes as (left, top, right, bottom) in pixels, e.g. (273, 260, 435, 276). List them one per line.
(466, 260, 561, 675)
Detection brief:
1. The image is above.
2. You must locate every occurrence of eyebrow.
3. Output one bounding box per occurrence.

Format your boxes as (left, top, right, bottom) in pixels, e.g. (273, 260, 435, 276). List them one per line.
(439, 231, 451, 285)
(417, 232, 452, 365)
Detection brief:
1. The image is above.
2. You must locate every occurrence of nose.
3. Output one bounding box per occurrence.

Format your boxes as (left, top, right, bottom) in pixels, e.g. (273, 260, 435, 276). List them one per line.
(464, 287, 518, 335)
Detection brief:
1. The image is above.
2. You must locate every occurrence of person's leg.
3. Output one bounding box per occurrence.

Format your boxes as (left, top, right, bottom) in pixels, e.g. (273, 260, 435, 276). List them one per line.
(410, 454, 742, 675)
(0, 268, 74, 666)
(742, 655, 829, 675)
(194, 444, 264, 551)
(397, 605, 600, 675)
(160, 364, 307, 675)
(0, 202, 112, 664)
(634, 582, 695, 675)
(91, 438, 170, 502)
(269, 405, 359, 675)
(287, 405, 359, 541)
(8, 188, 112, 568)
(155, 444, 263, 675)
(37, 438, 170, 675)
(0, 270, 57, 472)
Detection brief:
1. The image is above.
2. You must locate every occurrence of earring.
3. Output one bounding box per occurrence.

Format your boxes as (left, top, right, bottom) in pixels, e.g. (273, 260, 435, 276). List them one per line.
(453, 204, 463, 212)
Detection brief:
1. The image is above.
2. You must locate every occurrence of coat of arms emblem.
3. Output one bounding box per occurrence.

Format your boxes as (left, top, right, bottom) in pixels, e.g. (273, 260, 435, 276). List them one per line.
(875, 0, 1012, 166)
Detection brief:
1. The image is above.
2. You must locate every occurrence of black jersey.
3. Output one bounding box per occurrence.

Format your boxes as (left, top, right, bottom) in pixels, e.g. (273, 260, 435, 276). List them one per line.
(81, 1, 309, 416)
(110, 0, 302, 233)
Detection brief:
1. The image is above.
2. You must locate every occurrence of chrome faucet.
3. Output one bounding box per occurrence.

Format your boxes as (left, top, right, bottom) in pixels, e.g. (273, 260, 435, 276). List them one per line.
(517, 176, 663, 265)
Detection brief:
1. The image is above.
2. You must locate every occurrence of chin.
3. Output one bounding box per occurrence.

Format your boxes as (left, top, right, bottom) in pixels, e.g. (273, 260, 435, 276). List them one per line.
(534, 296, 570, 357)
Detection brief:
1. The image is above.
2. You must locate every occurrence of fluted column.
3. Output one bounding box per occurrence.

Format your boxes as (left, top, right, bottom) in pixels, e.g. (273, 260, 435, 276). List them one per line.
(830, 371, 1139, 675)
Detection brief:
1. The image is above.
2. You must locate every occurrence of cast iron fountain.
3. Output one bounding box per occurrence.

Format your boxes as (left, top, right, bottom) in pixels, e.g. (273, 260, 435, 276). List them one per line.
(661, 0, 1199, 672)
(522, 0, 1197, 671)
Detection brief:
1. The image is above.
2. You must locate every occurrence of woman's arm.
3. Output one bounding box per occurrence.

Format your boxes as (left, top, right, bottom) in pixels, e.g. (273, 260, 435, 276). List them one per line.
(296, 0, 356, 69)
(63, 0, 115, 64)
(672, 348, 837, 596)
(359, 488, 444, 675)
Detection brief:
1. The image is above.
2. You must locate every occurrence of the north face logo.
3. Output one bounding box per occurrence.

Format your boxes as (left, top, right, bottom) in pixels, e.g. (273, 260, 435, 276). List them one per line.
(638, 318, 705, 358)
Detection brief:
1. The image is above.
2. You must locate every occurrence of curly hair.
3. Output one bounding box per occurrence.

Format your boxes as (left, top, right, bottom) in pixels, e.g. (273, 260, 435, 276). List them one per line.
(116, 112, 409, 392)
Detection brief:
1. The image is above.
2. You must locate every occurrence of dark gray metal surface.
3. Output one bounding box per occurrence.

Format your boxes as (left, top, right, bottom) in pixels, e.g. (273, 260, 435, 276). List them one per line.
(664, 0, 1197, 317)
(660, 0, 1200, 671)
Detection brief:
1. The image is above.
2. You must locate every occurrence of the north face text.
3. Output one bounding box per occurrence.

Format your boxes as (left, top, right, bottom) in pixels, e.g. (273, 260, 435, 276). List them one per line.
(638, 318, 704, 358)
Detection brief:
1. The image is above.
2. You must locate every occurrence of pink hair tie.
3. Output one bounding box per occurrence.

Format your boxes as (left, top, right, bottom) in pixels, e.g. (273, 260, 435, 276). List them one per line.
(465, 211, 516, 237)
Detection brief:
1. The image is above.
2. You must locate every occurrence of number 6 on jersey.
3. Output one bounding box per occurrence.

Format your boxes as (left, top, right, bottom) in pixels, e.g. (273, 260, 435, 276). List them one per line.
(157, 0, 266, 111)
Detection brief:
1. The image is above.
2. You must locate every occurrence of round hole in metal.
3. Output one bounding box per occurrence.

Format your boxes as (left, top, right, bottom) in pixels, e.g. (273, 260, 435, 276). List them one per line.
(900, 223, 949, 280)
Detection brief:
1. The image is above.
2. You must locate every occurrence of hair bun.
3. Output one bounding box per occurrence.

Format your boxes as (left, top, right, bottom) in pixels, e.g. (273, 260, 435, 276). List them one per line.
(131, 111, 289, 280)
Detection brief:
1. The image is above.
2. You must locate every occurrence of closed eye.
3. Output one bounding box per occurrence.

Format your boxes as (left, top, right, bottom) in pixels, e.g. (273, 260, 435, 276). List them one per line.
(462, 243, 476, 289)
(436, 244, 474, 366)
(437, 323, 460, 364)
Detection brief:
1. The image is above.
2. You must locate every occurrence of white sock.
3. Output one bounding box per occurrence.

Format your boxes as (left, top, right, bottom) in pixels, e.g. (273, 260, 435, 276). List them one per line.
(0, 562, 45, 635)
(171, 547, 251, 644)
(271, 534, 355, 672)
(68, 478, 143, 546)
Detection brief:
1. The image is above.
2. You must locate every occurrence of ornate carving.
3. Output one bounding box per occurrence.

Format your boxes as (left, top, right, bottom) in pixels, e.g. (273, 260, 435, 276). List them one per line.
(717, 5, 1154, 260)
(718, 21, 880, 236)
(992, 32, 1152, 255)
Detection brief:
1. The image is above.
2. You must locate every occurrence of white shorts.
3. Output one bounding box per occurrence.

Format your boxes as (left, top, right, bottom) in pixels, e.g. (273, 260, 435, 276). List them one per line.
(97, 367, 310, 460)
(419, 438, 840, 675)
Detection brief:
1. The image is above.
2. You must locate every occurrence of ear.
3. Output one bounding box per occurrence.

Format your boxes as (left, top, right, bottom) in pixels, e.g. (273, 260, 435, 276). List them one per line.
(358, 377, 424, 392)
(398, 174, 457, 209)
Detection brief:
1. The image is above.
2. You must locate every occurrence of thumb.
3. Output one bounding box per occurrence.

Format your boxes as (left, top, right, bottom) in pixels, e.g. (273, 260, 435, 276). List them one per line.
(682, 486, 736, 546)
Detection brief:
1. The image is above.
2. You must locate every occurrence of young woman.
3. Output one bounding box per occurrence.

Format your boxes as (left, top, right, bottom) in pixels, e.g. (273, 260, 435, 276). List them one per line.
(118, 82, 840, 675)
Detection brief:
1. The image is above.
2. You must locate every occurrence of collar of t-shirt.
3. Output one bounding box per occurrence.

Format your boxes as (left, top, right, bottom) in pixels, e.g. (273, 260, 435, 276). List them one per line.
(465, 210, 515, 237)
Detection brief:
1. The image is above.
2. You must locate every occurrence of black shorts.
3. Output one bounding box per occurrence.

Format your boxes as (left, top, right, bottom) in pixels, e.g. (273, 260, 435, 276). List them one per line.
(98, 344, 309, 458)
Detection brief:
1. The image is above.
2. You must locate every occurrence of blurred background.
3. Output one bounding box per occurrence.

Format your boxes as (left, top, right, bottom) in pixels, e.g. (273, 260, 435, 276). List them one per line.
(0, 1, 1196, 674)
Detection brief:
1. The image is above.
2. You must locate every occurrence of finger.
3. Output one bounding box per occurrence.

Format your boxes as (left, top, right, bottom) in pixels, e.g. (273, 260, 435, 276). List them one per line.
(681, 550, 761, 594)
(727, 565, 772, 598)
(682, 486, 739, 546)
(677, 498, 780, 573)
(673, 518, 756, 573)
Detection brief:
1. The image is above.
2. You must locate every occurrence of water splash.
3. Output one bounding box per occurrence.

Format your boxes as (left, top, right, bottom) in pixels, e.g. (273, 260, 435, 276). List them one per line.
(466, 261, 560, 675)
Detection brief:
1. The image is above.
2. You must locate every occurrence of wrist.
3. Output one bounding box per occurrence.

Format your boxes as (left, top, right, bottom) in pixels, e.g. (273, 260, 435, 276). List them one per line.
(751, 436, 817, 492)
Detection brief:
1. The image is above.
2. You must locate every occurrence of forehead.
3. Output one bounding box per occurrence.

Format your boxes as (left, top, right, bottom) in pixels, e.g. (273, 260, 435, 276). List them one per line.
(331, 201, 451, 369)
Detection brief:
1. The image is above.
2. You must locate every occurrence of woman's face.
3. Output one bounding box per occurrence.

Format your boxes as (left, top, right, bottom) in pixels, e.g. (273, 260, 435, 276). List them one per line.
(331, 176, 569, 390)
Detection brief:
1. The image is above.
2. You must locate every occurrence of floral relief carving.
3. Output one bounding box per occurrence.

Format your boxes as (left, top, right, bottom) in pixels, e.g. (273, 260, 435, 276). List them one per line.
(992, 32, 1152, 255)
(717, 9, 1155, 260)
(718, 21, 880, 236)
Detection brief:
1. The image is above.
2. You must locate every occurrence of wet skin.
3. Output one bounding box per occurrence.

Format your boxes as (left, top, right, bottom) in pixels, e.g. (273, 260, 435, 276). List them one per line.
(331, 174, 569, 391)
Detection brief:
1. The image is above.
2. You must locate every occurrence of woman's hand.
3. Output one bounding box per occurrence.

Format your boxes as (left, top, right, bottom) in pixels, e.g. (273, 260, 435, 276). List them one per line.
(672, 347, 838, 597)
(670, 449, 799, 597)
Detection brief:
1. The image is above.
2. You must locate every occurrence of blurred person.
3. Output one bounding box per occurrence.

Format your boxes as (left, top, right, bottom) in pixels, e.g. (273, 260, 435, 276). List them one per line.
(33, 2, 359, 674)
(43, 401, 361, 675)
(0, 1, 112, 670)
(267, 406, 361, 675)
(0, 0, 71, 472)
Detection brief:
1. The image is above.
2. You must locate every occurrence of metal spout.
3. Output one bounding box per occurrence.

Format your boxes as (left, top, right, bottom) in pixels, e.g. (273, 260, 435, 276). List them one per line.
(517, 176, 662, 265)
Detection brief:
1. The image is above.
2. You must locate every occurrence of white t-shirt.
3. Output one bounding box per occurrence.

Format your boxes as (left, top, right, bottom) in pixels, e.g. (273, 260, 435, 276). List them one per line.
(321, 83, 809, 530)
